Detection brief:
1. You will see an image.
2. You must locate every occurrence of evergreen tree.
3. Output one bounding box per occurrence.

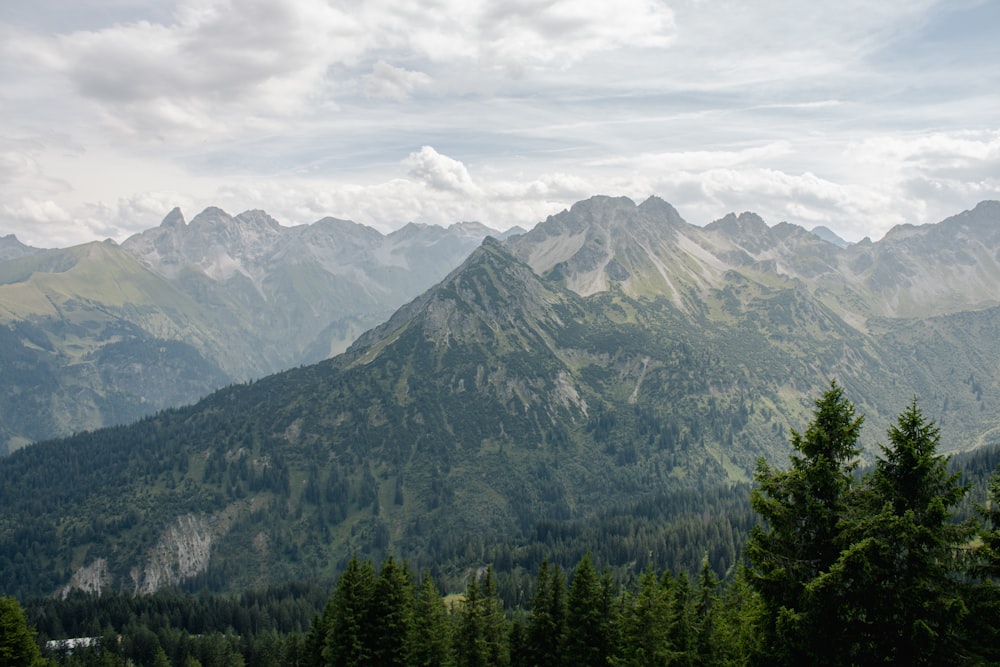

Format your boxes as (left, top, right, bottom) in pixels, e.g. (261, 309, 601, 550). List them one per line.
(407, 573, 453, 667)
(975, 467, 1000, 579)
(564, 553, 613, 667)
(744, 380, 863, 664)
(526, 559, 566, 667)
(0, 596, 44, 667)
(667, 571, 695, 666)
(968, 467, 1000, 662)
(707, 565, 765, 666)
(455, 568, 510, 667)
(809, 399, 974, 665)
(693, 556, 720, 665)
(454, 573, 485, 667)
(612, 566, 675, 667)
(370, 557, 413, 667)
(479, 566, 510, 667)
(323, 556, 377, 667)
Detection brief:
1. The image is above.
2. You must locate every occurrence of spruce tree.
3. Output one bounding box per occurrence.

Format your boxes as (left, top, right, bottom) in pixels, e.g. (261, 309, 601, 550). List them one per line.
(612, 565, 675, 667)
(526, 559, 566, 667)
(564, 553, 613, 667)
(969, 468, 1000, 662)
(455, 568, 508, 667)
(694, 556, 720, 665)
(371, 557, 413, 667)
(744, 380, 863, 664)
(407, 573, 453, 667)
(0, 596, 44, 667)
(809, 400, 973, 665)
(323, 556, 377, 667)
(454, 575, 486, 667)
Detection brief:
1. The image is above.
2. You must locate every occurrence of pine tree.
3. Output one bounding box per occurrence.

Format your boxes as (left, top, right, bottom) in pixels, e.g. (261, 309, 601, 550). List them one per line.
(479, 566, 510, 667)
(809, 399, 974, 665)
(564, 553, 613, 667)
(708, 565, 766, 665)
(371, 557, 413, 667)
(744, 380, 863, 664)
(526, 559, 566, 667)
(323, 556, 377, 667)
(454, 574, 487, 667)
(455, 568, 510, 667)
(694, 555, 720, 665)
(968, 468, 1000, 662)
(407, 573, 453, 667)
(667, 571, 696, 666)
(612, 565, 675, 667)
(0, 596, 44, 667)
(975, 468, 1000, 579)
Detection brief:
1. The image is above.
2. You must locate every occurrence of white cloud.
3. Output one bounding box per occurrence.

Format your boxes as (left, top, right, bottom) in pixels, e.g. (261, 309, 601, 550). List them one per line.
(362, 61, 432, 101)
(404, 146, 480, 195)
(1, 1, 998, 249)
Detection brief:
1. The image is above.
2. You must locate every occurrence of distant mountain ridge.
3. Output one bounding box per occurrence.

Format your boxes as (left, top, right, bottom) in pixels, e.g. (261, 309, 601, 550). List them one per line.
(511, 197, 1000, 323)
(0, 233, 43, 261)
(0, 209, 510, 452)
(2, 196, 1000, 598)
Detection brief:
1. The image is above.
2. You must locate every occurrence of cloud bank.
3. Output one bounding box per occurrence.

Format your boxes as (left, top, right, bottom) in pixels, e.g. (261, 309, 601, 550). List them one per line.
(0, 0, 997, 246)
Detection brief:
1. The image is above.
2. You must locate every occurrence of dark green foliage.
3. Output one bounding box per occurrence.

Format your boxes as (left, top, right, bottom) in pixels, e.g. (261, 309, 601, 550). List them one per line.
(370, 557, 412, 667)
(564, 553, 614, 667)
(809, 400, 974, 665)
(0, 595, 44, 667)
(975, 468, 1000, 579)
(612, 566, 675, 666)
(745, 380, 863, 663)
(455, 566, 508, 667)
(407, 574, 453, 667)
(323, 556, 377, 667)
(525, 560, 566, 667)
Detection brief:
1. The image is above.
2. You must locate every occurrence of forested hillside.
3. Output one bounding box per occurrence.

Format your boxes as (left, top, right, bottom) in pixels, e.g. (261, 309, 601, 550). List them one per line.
(3, 207, 1000, 600)
(10, 386, 1000, 666)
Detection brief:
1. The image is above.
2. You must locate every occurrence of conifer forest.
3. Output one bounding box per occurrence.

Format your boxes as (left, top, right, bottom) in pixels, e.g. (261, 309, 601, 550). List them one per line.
(4, 382, 1000, 666)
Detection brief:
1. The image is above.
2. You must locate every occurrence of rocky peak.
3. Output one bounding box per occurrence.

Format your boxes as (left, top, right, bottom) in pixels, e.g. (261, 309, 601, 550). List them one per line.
(704, 211, 777, 255)
(160, 207, 186, 229)
(0, 234, 43, 261)
(637, 195, 685, 226)
(810, 225, 849, 248)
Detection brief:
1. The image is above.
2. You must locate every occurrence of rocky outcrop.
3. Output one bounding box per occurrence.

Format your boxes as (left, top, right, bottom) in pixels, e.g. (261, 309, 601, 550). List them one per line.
(131, 514, 214, 595)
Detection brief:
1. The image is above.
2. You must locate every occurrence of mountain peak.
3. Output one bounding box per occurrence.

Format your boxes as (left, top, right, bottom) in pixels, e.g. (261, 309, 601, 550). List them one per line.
(638, 195, 686, 225)
(0, 234, 43, 261)
(160, 207, 186, 228)
(810, 225, 849, 248)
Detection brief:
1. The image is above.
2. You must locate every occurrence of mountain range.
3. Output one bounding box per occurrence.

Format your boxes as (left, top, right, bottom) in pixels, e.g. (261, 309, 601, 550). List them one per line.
(1, 195, 999, 598)
(0, 209, 516, 452)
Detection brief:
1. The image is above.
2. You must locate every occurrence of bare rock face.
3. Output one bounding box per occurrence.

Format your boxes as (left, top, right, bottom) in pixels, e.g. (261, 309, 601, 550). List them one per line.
(61, 558, 111, 598)
(132, 514, 214, 595)
(0, 234, 43, 261)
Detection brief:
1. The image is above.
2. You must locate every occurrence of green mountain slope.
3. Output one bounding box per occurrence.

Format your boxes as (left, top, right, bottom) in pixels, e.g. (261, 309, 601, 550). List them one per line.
(0, 242, 230, 452)
(0, 211, 504, 451)
(4, 219, 999, 598)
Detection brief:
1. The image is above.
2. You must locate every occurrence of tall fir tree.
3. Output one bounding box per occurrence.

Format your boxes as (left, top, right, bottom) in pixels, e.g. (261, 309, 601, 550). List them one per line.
(0, 596, 44, 667)
(968, 467, 1000, 662)
(612, 565, 676, 667)
(809, 399, 974, 665)
(407, 573, 453, 667)
(455, 567, 508, 667)
(744, 380, 863, 664)
(694, 555, 721, 665)
(564, 553, 614, 667)
(370, 557, 413, 667)
(526, 559, 566, 667)
(322, 556, 377, 667)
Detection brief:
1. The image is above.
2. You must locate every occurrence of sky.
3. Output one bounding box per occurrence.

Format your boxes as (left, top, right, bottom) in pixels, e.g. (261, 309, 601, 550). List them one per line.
(1, 0, 998, 248)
